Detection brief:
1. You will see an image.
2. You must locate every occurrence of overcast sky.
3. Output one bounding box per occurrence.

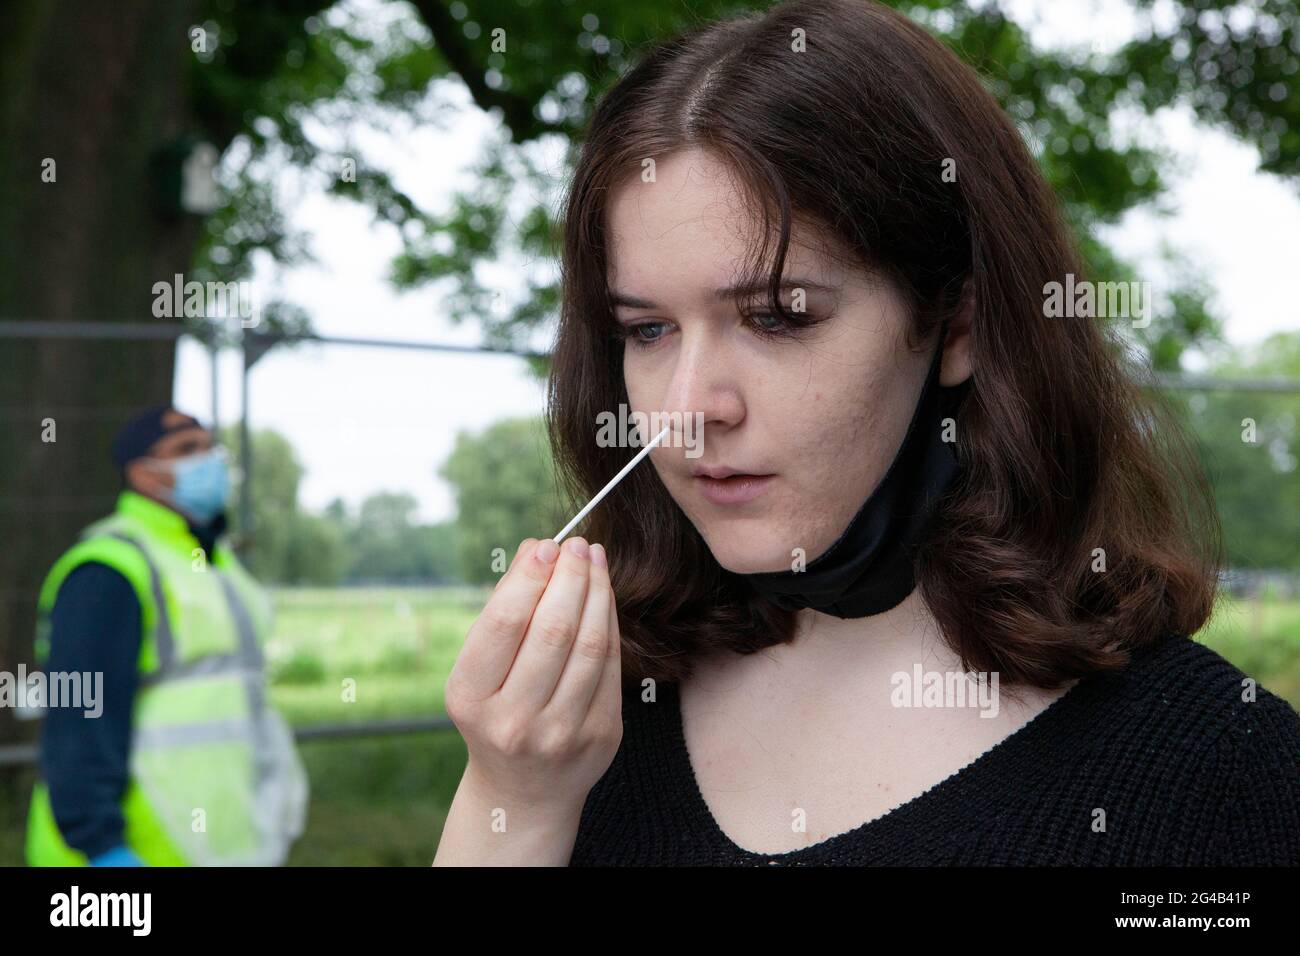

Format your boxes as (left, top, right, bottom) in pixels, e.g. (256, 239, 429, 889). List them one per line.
(174, 0, 1300, 524)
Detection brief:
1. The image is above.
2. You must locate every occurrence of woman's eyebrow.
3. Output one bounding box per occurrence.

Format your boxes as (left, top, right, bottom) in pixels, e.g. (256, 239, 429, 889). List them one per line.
(608, 277, 837, 309)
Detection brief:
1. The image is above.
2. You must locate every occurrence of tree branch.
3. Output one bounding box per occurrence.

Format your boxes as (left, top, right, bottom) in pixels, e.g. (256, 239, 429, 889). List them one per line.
(406, 0, 564, 141)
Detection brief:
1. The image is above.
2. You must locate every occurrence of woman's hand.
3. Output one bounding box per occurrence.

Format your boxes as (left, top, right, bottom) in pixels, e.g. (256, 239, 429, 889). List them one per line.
(433, 536, 623, 865)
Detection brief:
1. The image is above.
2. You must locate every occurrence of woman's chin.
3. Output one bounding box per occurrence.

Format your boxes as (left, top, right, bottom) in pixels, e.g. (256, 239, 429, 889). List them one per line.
(686, 507, 826, 573)
(705, 539, 801, 575)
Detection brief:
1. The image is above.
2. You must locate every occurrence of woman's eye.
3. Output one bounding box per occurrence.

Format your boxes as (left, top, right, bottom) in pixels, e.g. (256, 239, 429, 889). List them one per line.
(744, 310, 801, 338)
(748, 312, 785, 333)
(616, 310, 803, 350)
(621, 321, 668, 347)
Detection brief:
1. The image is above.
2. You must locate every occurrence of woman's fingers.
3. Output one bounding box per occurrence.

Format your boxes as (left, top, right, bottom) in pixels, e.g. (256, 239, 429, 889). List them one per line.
(452, 537, 559, 700)
(500, 537, 592, 712)
(511, 539, 537, 569)
(545, 542, 614, 725)
(495, 538, 537, 588)
(582, 581, 625, 743)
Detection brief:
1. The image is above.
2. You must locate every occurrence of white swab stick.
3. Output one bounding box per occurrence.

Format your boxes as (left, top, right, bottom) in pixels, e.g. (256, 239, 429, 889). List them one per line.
(553, 424, 672, 544)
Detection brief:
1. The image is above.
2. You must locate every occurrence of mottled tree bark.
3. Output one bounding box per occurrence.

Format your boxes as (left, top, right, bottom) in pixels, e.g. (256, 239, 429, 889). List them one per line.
(0, 0, 202, 750)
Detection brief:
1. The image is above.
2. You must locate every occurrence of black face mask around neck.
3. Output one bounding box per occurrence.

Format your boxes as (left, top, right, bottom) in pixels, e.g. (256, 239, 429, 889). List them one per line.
(739, 334, 968, 619)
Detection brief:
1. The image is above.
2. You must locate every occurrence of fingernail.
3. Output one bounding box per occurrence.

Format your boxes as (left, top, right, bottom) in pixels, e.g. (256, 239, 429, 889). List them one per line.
(565, 537, 589, 559)
(590, 543, 607, 567)
(535, 539, 560, 564)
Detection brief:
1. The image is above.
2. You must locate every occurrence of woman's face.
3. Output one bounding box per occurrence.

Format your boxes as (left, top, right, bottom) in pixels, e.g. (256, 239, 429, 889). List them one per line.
(606, 148, 936, 574)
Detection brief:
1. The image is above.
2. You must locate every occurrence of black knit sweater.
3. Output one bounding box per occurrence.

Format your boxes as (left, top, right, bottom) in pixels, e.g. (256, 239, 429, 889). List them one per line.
(569, 632, 1300, 865)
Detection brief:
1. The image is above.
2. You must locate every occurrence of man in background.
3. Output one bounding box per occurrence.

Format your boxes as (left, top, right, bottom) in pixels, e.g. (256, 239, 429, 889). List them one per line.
(26, 405, 306, 866)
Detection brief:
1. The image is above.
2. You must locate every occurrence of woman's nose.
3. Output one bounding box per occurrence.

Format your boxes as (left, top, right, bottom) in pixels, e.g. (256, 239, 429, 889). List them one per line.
(660, 336, 744, 429)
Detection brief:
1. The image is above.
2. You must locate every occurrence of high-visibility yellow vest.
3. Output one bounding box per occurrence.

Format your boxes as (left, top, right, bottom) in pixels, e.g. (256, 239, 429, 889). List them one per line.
(25, 490, 307, 866)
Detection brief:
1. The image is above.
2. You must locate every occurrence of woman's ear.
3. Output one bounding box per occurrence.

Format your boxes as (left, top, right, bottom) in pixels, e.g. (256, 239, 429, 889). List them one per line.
(940, 280, 974, 387)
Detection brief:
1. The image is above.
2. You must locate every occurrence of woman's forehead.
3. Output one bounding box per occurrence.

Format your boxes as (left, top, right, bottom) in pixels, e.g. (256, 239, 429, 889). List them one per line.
(606, 228, 867, 315)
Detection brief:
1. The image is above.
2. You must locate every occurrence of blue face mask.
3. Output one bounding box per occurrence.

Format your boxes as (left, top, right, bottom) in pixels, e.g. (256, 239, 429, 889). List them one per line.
(162, 448, 231, 524)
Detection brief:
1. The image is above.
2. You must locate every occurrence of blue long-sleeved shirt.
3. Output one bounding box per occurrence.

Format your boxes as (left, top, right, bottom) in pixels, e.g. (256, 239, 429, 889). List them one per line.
(40, 561, 142, 858)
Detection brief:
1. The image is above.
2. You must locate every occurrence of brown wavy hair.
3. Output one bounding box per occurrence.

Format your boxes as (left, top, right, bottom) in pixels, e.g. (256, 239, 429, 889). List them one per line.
(544, 0, 1222, 689)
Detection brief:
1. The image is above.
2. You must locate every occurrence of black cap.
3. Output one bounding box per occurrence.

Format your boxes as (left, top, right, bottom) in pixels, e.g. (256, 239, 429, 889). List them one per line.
(111, 405, 204, 478)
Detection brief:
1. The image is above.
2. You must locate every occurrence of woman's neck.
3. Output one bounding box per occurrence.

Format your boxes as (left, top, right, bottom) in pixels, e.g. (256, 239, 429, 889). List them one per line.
(791, 588, 949, 670)
(688, 588, 954, 703)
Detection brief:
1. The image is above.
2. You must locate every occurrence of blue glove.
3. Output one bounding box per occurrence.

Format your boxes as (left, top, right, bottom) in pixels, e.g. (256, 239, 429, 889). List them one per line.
(89, 845, 145, 867)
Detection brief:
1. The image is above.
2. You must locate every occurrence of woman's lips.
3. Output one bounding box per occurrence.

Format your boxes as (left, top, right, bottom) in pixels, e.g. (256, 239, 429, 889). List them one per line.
(695, 473, 775, 505)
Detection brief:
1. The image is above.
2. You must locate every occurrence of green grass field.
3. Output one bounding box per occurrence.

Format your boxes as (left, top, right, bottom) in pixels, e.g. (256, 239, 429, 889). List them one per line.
(265, 586, 489, 726)
(264, 586, 491, 866)
(1195, 593, 1300, 703)
(2, 586, 1296, 866)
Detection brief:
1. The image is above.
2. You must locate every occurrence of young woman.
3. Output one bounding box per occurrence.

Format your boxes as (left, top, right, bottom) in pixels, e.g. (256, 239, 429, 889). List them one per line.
(432, 0, 1300, 866)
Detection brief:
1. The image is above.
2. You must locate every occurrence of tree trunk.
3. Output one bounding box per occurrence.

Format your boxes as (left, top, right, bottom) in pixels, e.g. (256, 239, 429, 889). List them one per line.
(0, 0, 202, 750)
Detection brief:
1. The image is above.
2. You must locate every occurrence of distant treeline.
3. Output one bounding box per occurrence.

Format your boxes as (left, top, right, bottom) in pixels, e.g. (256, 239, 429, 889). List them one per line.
(220, 418, 571, 586)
